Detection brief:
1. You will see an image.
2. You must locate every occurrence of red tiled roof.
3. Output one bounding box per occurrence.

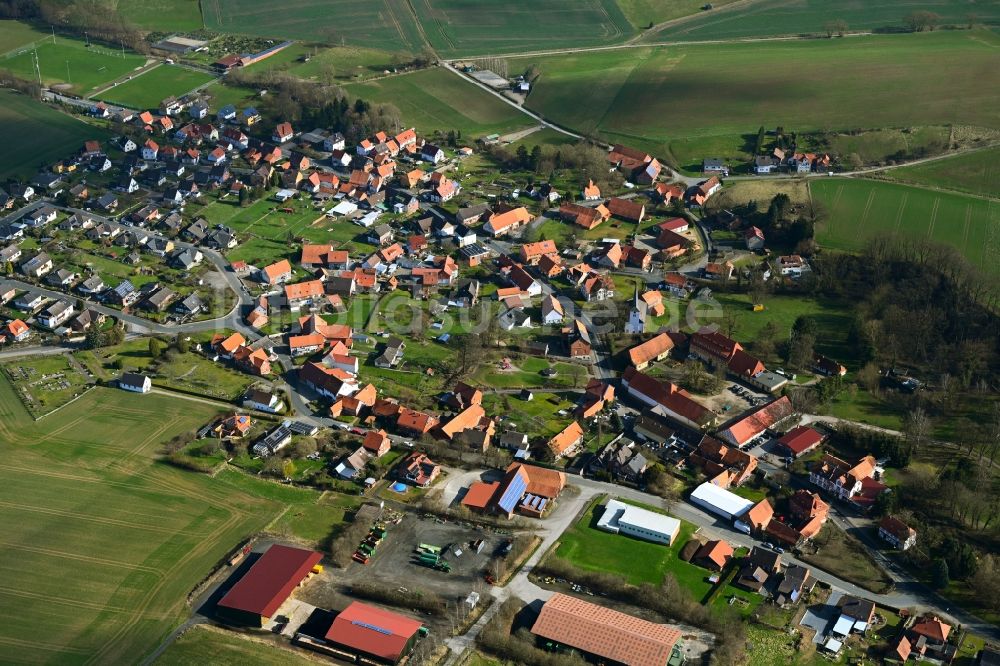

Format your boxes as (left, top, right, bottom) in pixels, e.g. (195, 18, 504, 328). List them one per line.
(325, 601, 422, 662)
(778, 425, 824, 456)
(531, 593, 681, 666)
(462, 481, 499, 510)
(218, 545, 321, 618)
(718, 396, 794, 446)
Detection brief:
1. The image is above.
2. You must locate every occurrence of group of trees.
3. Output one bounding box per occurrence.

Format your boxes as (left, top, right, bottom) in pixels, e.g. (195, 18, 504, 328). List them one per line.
(486, 141, 620, 191)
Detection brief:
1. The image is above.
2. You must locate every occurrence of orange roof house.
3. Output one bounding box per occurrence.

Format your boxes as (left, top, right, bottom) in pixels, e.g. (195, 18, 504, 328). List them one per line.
(606, 197, 645, 222)
(717, 396, 794, 447)
(530, 594, 682, 666)
(694, 540, 734, 571)
(640, 290, 665, 317)
(260, 259, 293, 284)
(484, 207, 532, 236)
(576, 379, 614, 419)
(215, 332, 246, 356)
(627, 332, 675, 370)
(233, 345, 271, 376)
(911, 617, 951, 644)
(362, 430, 391, 457)
(397, 408, 438, 434)
(582, 179, 601, 200)
(439, 404, 486, 440)
(284, 279, 325, 305)
(548, 421, 585, 458)
(520, 239, 558, 265)
(745, 499, 774, 531)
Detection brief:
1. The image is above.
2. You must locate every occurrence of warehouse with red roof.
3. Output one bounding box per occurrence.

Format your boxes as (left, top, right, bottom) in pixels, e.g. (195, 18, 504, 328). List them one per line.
(324, 601, 424, 664)
(216, 544, 322, 626)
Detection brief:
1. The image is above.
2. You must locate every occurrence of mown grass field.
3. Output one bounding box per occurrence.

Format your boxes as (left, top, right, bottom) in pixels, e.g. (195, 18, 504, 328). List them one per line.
(1, 35, 146, 95)
(514, 31, 1000, 170)
(649, 0, 1000, 42)
(202, 0, 426, 51)
(115, 0, 203, 32)
(345, 68, 532, 139)
(0, 90, 111, 180)
(0, 377, 283, 665)
(616, 0, 739, 29)
(157, 626, 317, 665)
(413, 0, 633, 56)
(811, 177, 1000, 273)
(95, 64, 215, 110)
(887, 146, 1000, 199)
(552, 497, 709, 596)
(0, 19, 51, 53)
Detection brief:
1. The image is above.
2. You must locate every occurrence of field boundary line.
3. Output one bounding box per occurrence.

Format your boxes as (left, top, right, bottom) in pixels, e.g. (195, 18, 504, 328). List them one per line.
(32, 383, 98, 421)
(0, 585, 129, 614)
(0, 541, 167, 576)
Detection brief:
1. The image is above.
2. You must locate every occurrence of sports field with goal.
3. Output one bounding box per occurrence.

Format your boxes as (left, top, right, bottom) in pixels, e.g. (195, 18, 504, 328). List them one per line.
(0, 32, 146, 95)
(811, 178, 1000, 273)
(0, 377, 282, 664)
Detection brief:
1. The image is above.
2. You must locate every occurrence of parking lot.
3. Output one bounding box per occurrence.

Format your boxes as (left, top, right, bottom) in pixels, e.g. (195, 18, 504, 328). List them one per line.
(298, 512, 509, 624)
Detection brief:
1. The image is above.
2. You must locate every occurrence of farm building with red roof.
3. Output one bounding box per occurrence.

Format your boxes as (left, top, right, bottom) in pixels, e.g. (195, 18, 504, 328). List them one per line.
(324, 601, 423, 664)
(216, 544, 321, 626)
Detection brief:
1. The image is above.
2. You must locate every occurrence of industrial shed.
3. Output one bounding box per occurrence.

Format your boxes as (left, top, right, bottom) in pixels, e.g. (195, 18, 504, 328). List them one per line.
(689, 482, 754, 522)
(596, 498, 681, 545)
(216, 544, 322, 627)
(324, 601, 424, 664)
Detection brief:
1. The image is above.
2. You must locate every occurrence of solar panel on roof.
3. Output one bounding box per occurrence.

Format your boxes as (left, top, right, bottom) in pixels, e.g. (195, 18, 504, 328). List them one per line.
(352, 620, 393, 635)
(497, 473, 527, 513)
(538, 498, 547, 511)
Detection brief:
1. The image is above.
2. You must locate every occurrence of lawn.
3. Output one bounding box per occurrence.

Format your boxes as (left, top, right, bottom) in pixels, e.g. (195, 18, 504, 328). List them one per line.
(514, 31, 1000, 167)
(345, 68, 533, 140)
(798, 524, 893, 594)
(201, 81, 261, 113)
(709, 292, 859, 368)
(2, 353, 93, 417)
(268, 493, 363, 546)
(95, 65, 216, 110)
(482, 392, 577, 439)
(157, 625, 317, 665)
(0, 377, 283, 665)
(471, 354, 590, 390)
(0, 19, 51, 53)
(0, 89, 112, 181)
(650, 0, 1000, 42)
(552, 497, 711, 598)
(1, 35, 146, 95)
(887, 145, 1000, 199)
(810, 177, 1000, 274)
(115, 0, 203, 32)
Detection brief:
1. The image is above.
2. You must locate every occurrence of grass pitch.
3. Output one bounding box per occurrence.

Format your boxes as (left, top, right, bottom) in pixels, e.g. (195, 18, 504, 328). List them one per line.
(514, 31, 1000, 168)
(0, 90, 111, 180)
(345, 67, 533, 139)
(0, 34, 145, 95)
(0, 19, 51, 53)
(0, 377, 284, 665)
(811, 177, 1000, 273)
(95, 64, 215, 109)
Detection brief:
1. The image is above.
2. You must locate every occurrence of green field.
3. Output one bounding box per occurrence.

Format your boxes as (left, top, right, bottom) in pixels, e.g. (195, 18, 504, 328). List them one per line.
(0, 377, 283, 665)
(412, 0, 633, 56)
(887, 146, 1000, 199)
(0, 19, 51, 53)
(202, 0, 426, 51)
(1, 35, 146, 95)
(115, 0, 204, 32)
(616, 0, 740, 28)
(552, 498, 709, 595)
(157, 626, 316, 665)
(287, 45, 402, 82)
(514, 32, 1000, 168)
(650, 0, 1000, 42)
(96, 64, 216, 110)
(0, 90, 111, 180)
(811, 177, 1000, 273)
(345, 68, 532, 139)
(2, 354, 93, 416)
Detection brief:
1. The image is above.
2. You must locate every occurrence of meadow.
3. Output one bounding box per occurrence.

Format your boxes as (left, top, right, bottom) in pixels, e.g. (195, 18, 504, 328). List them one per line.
(513, 31, 1000, 169)
(649, 0, 1000, 42)
(887, 146, 1000, 199)
(114, 0, 203, 32)
(616, 0, 739, 29)
(0, 90, 111, 180)
(1, 34, 146, 95)
(0, 378, 283, 665)
(810, 177, 1000, 273)
(95, 64, 215, 109)
(345, 67, 532, 139)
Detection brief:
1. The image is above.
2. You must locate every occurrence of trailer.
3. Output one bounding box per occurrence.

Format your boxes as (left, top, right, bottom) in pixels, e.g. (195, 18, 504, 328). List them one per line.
(352, 552, 370, 564)
(416, 543, 442, 555)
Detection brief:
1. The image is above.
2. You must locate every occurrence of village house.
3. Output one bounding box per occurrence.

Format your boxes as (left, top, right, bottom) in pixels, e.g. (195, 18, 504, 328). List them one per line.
(878, 515, 916, 551)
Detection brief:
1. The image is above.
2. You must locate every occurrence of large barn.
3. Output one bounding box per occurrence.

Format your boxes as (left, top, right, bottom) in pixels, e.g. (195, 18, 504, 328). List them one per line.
(324, 601, 424, 664)
(216, 544, 322, 626)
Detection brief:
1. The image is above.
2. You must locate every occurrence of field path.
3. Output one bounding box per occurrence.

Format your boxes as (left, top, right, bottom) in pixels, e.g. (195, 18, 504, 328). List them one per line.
(859, 188, 877, 229)
(892, 193, 909, 234)
(961, 204, 973, 250)
(926, 197, 941, 237)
